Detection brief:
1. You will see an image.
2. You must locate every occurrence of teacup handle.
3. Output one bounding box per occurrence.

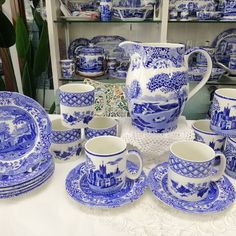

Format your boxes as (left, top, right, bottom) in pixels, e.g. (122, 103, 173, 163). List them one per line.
(95, 90, 107, 116)
(126, 150, 143, 180)
(184, 47, 213, 100)
(211, 152, 226, 182)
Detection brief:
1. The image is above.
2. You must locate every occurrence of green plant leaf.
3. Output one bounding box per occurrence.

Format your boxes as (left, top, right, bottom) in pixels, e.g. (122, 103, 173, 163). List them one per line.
(33, 8, 44, 34)
(0, 0, 6, 5)
(33, 0, 40, 8)
(0, 75, 6, 91)
(22, 62, 33, 98)
(33, 21, 49, 87)
(0, 11, 16, 48)
(15, 16, 30, 59)
(48, 102, 56, 114)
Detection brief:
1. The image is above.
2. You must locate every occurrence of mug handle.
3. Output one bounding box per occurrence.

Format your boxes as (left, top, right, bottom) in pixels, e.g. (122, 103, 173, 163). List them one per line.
(184, 47, 213, 101)
(211, 152, 226, 182)
(95, 90, 107, 116)
(126, 150, 143, 180)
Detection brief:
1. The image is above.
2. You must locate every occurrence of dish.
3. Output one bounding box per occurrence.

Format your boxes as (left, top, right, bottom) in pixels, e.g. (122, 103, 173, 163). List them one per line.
(68, 38, 90, 59)
(65, 161, 147, 208)
(148, 162, 235, 213)
(0, 92, 51, 175)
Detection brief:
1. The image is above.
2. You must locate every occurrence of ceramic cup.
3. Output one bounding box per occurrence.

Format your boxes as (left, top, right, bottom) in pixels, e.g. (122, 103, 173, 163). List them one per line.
(59, 84, 106, 129)
(84, 136, 143, 194)
(192, 120, 226, 151)
(50, 117, 82, 161)
(60, 59, 75, 79)
(224, 137, 236, 179)
(100, 0, 113, 21)
(210, 88, 236, 137)
(84, 116, 118, 140)
(168, 141, 226, 201)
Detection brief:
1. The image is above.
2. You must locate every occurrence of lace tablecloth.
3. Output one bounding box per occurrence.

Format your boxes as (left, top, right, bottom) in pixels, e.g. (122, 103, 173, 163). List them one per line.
(0, 117, 236, 236)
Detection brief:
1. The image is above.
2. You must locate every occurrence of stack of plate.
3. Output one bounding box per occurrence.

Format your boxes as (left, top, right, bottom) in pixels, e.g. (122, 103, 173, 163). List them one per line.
(0, 92, 54, 198)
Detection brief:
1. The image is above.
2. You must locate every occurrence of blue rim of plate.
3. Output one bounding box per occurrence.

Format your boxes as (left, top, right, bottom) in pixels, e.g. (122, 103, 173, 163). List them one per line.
(0, 152, 53, 188)
(0, 163, 54, 193)
(0, 92, 51, 174)
(0, 166, 54, 199)
(65, 161, 147, 208)
(148, 162, 236, 214)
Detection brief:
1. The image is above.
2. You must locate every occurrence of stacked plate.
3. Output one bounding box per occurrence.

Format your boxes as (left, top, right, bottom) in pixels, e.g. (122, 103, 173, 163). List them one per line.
(0, 92, 54, 198)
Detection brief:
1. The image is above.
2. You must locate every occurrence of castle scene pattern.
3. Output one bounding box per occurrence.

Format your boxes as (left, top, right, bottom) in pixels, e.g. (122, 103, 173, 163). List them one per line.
(78, 56, 104, 73)
(86, 156, 124, 193)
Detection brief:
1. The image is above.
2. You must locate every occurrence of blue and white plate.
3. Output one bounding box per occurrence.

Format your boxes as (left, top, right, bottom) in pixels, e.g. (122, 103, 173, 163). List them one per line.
(0, 152, 53, 188)
(66, 161, 147, 208)
(0, 92, 52, 175)
(68, 38, 90, 59)
(148, 162, 236, 214)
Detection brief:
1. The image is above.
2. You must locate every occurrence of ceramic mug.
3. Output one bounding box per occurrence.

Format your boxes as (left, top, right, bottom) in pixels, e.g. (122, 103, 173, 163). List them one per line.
(210, 88, 236, 137)
(100, 0, 113, 21)
(60, 59, 75, 79)
(59, 83, 106, 129)
(224, 137, 236, 179)
(168, 141, 226, 201)
(84, 116, 119, 140)
(50, 117, 82, 161)
(192, 119, 226, 151)
(84, 136, 143, 194)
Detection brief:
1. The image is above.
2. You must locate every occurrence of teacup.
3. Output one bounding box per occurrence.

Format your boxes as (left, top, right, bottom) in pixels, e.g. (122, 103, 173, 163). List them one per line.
(59, 84, 106, 128)
(50, 117, 82, 161)
(224, 137, 236, 179)
(210, 88, 236, 137)
(84, 117, 118, 140)
(84, 136, 143, 194)
(168, 141, 226, 201)
(60, 59, 75, 79)
(192, 119, 226, 151)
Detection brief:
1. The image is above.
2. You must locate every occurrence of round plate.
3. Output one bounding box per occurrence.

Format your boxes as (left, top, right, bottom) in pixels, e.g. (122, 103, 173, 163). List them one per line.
(66, 161, 147, 208)
(148, 162, 236, 214)
(0, 92, 51, 174)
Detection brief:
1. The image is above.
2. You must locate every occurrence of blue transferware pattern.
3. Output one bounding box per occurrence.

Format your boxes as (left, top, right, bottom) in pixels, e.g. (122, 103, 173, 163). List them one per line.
(68, 38, 90, 59)
(65, 161, 147, 208)
(0, 92, 51, 174)
(169, 153, 214, 178)
(221, 0, 236, 20)
(85, 126, 117, 139)
(188, 67, 224, 81)
(53, 145, 82, 161)
(59, 90, 95, 107)
(62, 111, 94, 126)
(100, 0, 112, 21)
(224, 138, 236, 179)
(52, 129, 81, 144)
(148, 162, 236, 213)
(60, 60, 75, 79)
(229, 56, 236, 70)
(197, 11, 222, 20)
(0, 152, 53, 188)
(210, 95, 236, 137)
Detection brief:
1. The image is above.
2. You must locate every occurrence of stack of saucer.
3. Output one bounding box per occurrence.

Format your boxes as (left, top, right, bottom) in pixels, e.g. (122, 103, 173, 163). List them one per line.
(0, 92, 54, 198)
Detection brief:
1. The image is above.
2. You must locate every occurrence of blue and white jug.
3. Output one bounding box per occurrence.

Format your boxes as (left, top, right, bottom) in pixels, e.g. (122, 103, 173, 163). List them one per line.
(119, 42, 212, 133)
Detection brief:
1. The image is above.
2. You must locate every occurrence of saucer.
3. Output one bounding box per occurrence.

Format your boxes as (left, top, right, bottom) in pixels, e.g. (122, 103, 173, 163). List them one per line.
(148, 162, 236, 214)
(65, 161, 147, 208)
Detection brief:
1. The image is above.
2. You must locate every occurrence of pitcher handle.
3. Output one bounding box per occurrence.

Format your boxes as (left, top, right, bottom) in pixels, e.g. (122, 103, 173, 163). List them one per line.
(185, 48, 212, 101)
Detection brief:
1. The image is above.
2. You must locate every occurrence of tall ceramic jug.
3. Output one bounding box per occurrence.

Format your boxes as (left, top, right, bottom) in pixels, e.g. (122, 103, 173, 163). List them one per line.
(119, 42, 212, 133)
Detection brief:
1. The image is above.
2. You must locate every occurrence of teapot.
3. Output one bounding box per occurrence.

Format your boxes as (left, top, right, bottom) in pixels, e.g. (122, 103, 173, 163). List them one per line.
(119, 41, 212, 133)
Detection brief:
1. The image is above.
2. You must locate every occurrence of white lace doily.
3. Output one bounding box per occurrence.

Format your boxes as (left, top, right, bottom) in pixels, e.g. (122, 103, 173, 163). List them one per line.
(120, 116, 195, 165)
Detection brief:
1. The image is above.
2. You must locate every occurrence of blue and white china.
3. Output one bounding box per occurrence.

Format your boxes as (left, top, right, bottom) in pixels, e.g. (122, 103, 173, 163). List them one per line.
(168, 141, 226, 201)
(196, 11, 222, 20)
(0, 152, 53, 188)
(180, 8, 189, 21)
(76, 46, 105, 77)
(84, 136, 143, 194)
(148, 162, 235, 213)
(113, 0, 158, 7)
(188, 67, 224, 81)
(0, 92, 51, 175)
(60, 59, 75, 79)
(119, 42, 212, 133)
(59, 84, 105, 129)
(192, 120, 226, 151)
(169, 8, 178, 20)
(224, 137, 236, 179)
(196, 46, 215, 66)
(112, 5, 153, 21)
(221, 0, 236, 20)
(100, 0, 113, 21)
(210, 88, 236, 137)
(229, 54, 236, 70)
(68, 38, 90, 59)
(84, 117, 118, 140)
(50, 118, 82, 161)
(66, 161, 147, 208)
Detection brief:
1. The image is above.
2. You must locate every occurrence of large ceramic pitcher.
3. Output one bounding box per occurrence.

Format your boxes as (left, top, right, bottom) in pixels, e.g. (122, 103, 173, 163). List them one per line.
(119, 42, 212, 133)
